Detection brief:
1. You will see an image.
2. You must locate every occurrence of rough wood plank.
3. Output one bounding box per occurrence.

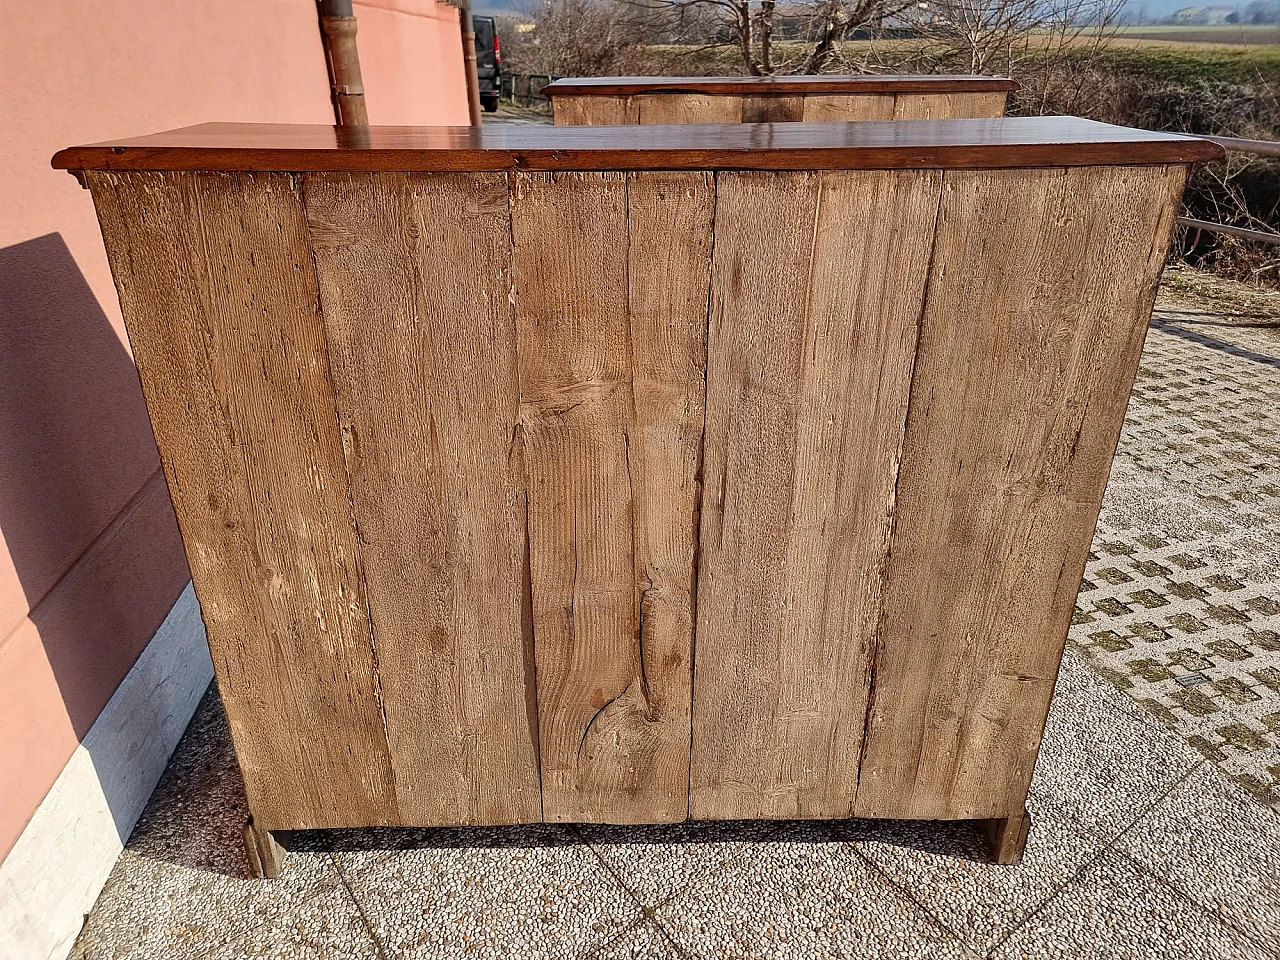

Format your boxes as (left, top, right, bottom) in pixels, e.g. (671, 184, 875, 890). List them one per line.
(635, 93, 743, 124)
(853, 164, 1188, 820)
(302, 171, 542, 826)
(983, 808, 1032, 865)
(87, 171, 398, 831)
(801, 94, 895, 121)
(892, 91, 1008, 119)
(553, 95, 636, 125)
(743, 96, 805, 122)
(690, 169, 941, 821)
(510, 170, 711, 822)
(243, 818, 290, 878)
(623, 170, 714, 821)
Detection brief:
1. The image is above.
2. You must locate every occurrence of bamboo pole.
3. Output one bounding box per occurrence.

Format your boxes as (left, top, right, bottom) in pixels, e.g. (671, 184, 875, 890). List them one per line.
(456, 0, 484, 125)
(317, 0, 369, 126)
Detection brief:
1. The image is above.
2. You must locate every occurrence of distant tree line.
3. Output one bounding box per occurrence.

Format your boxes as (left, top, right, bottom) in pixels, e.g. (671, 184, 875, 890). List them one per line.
(1243, 0, 1280, 23)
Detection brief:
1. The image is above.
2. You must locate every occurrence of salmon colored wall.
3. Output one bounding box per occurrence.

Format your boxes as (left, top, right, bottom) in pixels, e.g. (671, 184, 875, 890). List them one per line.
(356, 0, 471, 126)
(1, 0, 468, 862)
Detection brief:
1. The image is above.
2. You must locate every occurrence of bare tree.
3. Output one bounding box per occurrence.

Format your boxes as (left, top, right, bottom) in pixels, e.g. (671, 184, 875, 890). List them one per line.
(627, 0, 1122, 82)
(613, 0, 914, 76)
(500, 0, 651, 76)
(907, 0, 1127, 77)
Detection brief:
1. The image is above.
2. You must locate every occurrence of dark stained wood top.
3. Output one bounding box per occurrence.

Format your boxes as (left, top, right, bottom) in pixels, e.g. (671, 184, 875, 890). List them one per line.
(53, 119, 1223, 174)
(543, 74, 1020, 96)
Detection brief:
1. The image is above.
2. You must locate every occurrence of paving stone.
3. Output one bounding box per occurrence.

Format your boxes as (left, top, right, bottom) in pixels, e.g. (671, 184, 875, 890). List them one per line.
(578, 818, 828, 908)
(590, 918, 681, 959)
(838, 810, 1103, 955)
(333, 826, 637, 959)
(113, 686, 255, 879)
(195, 900, 382, 959)
(69, 690, 379, 960)
(1116, 763, 1280, 953)
(833, 652, 1196, 955)
(69, 849, 369, 960)
(652, 839, 976, 959)
(992, 850, 1273, 960)
(1029, 657, 1202, 840)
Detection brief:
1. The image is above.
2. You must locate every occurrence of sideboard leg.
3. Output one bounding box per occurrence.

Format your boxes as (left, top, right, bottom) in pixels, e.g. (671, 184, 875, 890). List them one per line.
(243, 816, 290, 879)
(982, 807, 1031, 865)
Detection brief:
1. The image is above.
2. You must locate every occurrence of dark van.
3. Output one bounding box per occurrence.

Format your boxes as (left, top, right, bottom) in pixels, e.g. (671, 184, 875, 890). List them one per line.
(472, 15, 501, 113)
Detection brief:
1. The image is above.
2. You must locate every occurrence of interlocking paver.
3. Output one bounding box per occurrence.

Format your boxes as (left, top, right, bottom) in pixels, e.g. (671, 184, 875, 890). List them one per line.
(1069, 289, 1280, 810)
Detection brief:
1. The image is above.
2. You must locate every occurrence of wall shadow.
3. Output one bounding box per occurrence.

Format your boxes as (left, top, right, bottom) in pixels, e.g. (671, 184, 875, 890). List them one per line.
(0, 233, 192, 844)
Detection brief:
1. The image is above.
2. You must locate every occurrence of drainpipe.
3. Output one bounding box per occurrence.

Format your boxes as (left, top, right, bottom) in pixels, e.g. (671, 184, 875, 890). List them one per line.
(317, 0, 369, 125)
(455, 0, 483, 125)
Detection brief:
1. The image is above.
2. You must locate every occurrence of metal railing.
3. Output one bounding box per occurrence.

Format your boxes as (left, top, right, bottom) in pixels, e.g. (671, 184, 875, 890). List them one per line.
(500, 73, 560, 106)
(1177, 136, 1280, 247)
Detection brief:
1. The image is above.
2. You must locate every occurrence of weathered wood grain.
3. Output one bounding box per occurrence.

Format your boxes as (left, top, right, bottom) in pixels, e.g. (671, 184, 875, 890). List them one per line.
(635, 93, 743, 124)
(624, 170, 714, 821)
(83, 147, 1194, 843)
(743, 96, 805, 122)
(892, 91, 1008, 120)
(87, 171, 398, 831)
(801, 94, 896, 121)
(853, 164, 1188, 820)
(690, 169, 942, 820)
(553, 95, 636, 125)
(244, 818, 290, 878)
(302, 171, 543, 826)
(510, 170, 711, 822)
(983, 808, 1032, 865)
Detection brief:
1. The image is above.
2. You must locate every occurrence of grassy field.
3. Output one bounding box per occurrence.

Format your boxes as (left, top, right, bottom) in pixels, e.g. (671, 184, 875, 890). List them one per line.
(1092, 43, 1280, 84)
(1110, 24, 1280, 46)
(646, 36, 1280, 85)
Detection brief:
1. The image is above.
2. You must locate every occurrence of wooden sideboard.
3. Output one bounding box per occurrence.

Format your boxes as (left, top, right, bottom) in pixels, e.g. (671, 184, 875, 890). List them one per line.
(55, 119, 1221, 876)
(545, 74, 1017, 124)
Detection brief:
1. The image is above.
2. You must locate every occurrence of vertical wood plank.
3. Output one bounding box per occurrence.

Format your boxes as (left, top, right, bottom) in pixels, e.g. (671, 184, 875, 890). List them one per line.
(510, 170, 711, 822)
(742, 96, 805, 122)
(635, 94, 743, 124)
(854, 164, 1188, 820)
(892, 91, 1008, 119)
(302, 171, 542, 826)
(88, 171, 398, 831)
(624, 170, 714, 821)
(801, 94, 895, 121)
(690, 170, 941, 820)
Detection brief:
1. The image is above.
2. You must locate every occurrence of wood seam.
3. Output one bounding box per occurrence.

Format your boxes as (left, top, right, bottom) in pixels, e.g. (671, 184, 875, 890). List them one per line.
(685, 170, 720, 821)
(505, 170, 548, 824)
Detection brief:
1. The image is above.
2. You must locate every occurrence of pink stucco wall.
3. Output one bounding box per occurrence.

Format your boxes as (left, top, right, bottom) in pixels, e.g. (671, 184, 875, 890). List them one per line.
(1, 0, 467, 862)
(357, 0, 471, 126)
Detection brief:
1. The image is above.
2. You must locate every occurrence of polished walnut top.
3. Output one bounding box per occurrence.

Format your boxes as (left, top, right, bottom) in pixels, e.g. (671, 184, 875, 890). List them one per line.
(54, 118, 1223, 174)
(542, 74, 1020, 96)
